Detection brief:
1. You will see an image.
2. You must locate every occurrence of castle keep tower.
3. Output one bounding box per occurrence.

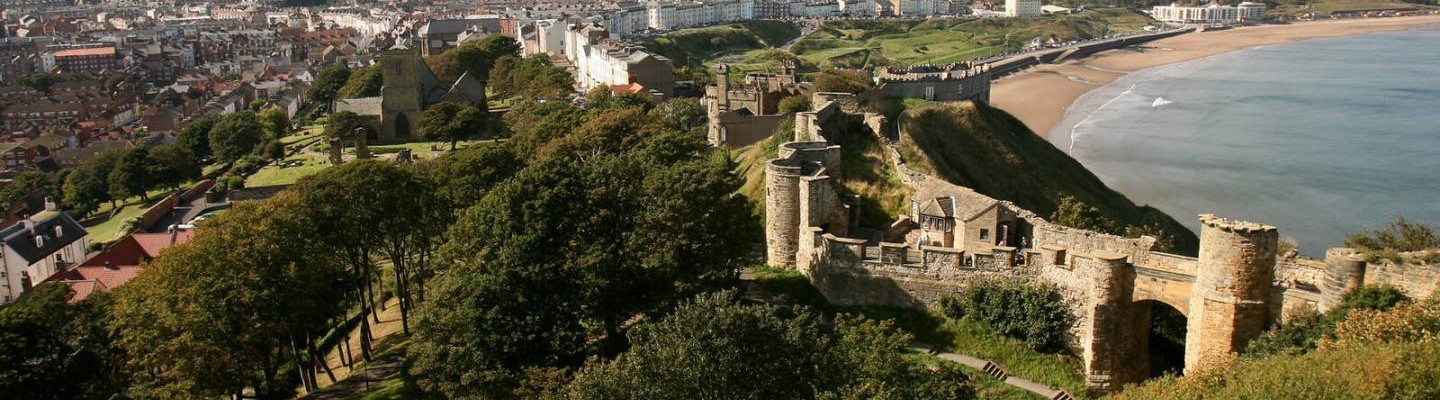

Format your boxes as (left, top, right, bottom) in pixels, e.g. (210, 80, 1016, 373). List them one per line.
(1186, 214, 1278, 374)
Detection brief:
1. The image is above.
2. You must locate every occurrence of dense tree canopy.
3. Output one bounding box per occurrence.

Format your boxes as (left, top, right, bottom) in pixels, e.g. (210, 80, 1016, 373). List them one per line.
(208, 111, 264, 163)
(111, 198, 347, 400)
(567, 291, 976, 400)
(0, 284, 120, 400)
(428, 35, 521, 84)
(408, 102, 756, 399)
(338, 65, 383, 99)
(308, 65, 351, 112)
(487, 54, 574, 101)
(419, 102, 486, 150)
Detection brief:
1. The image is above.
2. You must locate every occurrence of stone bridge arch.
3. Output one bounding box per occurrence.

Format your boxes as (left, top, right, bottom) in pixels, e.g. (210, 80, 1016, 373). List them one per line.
(1083, 215, 1278, 394)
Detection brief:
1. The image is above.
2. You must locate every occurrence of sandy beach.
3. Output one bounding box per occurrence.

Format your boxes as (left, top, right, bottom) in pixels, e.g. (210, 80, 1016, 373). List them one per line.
(990, 16, 1440, 138)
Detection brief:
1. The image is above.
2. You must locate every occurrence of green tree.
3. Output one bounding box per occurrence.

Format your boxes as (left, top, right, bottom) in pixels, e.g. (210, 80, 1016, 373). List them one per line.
(62, 164, 108, 217)
(107, 148, 151, 202)
(324, 110, 366, 141)
(649, 98, 707, 134)
(486, 55, 519, 98)
(308, 65, 351, 112)
(176, 116, 218, 161)
(419, 102, 486, 150)
(490, 54, 574, 101)
(146, 144, 200, 191)
(421, 143, 522, 210)
(778, 95, 812, 114)
(111, 198, 346, 399)
(0, 171, 55, 207)
(337, 65, 382, 99)
(411, 111, 756, 397)
(0, 284, 123, 400)
(939, 279, 1072, 351)
(567, 291, 976, 399)
(258, 107, 291, 140)
(208, 111, 264, 163)
(1050, 194, 1115, 232)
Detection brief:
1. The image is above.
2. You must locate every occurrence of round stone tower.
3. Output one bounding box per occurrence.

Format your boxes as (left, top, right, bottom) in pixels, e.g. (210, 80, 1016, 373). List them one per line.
(1321, 248, 1367, 310)
(1186, 214, 1278, 374)
(765, 159, 803, 268)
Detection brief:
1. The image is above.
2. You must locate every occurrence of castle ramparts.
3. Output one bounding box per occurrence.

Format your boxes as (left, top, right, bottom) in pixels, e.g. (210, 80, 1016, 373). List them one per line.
(766, 93, 1440, 394)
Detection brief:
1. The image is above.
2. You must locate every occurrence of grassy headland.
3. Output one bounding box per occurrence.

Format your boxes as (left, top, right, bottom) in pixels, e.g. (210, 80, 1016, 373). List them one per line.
(643, 21, 803, 80)
(789, 9, 1153, 69)
(896, 101, 1199, 253)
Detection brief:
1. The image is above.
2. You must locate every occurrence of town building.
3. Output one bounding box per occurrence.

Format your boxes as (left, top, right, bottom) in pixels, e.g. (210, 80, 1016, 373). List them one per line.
(565, 24, 675, 98)
(46, 46, 116, 74)
(1151, 2, 1266, 24)
(0, 207, 88, 305)
(419, 18, 506, 56)
(50, 230, 194, 303)
(1004, 0, 1041, 17)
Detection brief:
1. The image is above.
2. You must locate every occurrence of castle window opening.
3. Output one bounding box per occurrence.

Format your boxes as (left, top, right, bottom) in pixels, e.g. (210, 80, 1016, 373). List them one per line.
(979, 228, 989, 240)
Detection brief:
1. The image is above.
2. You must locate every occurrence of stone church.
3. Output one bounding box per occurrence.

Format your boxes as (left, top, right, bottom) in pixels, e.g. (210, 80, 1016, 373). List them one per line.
(334, 47, 487, 144)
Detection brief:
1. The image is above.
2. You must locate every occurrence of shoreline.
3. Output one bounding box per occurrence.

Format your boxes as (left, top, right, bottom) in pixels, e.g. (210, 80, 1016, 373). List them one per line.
(989, 15, 1440, 140)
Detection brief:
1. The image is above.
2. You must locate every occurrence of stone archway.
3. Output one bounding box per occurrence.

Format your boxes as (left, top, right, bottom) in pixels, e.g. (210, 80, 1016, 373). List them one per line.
(394, 112, 412, 139)
(1114, 300, 1188, 383)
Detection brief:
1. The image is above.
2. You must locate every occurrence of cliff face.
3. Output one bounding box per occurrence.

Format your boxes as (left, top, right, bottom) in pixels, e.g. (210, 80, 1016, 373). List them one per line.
(896, 101, 1199, 254)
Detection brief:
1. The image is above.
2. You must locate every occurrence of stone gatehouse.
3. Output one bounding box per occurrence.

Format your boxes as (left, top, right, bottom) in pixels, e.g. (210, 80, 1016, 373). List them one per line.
(765, 93, 1440, 394)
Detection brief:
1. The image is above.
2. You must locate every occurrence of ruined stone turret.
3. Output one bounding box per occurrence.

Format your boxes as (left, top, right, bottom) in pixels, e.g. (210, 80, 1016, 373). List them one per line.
(1080, 251, 1131, 394)
(1321, 248, 1367, 310)
(1186, 214, 1278, 374)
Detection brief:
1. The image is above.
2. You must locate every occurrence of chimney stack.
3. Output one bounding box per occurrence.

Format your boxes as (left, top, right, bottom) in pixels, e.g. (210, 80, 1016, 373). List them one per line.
(43, 196, 56, 212)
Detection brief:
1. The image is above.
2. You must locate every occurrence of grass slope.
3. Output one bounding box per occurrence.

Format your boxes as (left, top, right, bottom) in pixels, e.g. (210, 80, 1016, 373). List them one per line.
(1107, 340, 1439, 399)
(644, 21, 802, 73)
(791, 9, 1154, 69)
(897, 101, 1199, 254)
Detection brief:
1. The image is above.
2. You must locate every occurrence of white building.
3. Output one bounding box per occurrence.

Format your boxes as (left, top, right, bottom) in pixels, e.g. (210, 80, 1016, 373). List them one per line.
(565, 23, 676, 97)
(839, 0, 877, 16)
(647, 0, 756, 31)
(1152, 2, 1264, 24)
(0, 208, 89, 305)
(1004, 0, 1041, 17)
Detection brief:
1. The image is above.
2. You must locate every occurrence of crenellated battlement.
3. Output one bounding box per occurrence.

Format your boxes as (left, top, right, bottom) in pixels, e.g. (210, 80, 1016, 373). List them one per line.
(1199, 213, 1278, 235)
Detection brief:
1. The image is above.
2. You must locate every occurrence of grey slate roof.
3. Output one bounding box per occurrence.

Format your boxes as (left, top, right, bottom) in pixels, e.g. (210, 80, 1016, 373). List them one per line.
(1, 211, 86, 265)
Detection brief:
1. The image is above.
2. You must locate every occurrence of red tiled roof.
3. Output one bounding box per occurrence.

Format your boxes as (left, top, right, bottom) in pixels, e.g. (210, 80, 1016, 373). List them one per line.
(611, 83, 646, 94)
(64, 280, 102, 302)
(133, 231, 194, 258)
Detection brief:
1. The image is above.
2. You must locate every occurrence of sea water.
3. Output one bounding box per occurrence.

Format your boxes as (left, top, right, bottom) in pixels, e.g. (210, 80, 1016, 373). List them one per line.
(1049, 26, 1440, 255)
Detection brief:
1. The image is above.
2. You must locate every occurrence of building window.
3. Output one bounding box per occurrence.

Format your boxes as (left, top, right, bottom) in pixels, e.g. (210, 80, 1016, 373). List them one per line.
(979, 229, 989, 240)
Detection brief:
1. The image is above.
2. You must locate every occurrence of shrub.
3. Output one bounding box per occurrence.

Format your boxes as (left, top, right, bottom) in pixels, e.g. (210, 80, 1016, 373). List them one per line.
(1246, 285, 1410, 356)
(940, 279, 1070, 352)
(1346, 216, 1439, 262)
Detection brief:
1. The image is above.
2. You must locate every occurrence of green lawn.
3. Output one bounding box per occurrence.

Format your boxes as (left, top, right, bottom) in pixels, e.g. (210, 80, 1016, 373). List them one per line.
(1283, 0, 1439, 16)
(282, 125, 325, 146)
(751, 265, 1088, 398)
(245, 153, 331, 187)
(86, 199, 153, 244)
(783, 9, 1155, 70)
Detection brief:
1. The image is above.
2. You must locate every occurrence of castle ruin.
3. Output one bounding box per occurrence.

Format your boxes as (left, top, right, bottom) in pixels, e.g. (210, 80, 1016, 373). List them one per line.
(705, 61, 803, 148)
(765, 93, 1440, 394)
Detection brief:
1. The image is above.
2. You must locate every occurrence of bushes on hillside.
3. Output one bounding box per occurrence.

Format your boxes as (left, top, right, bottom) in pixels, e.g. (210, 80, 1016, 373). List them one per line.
(1345, 216, 1440, 263)
(940, 279, 1070, 352)
(1245, 284, 1409, 356)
